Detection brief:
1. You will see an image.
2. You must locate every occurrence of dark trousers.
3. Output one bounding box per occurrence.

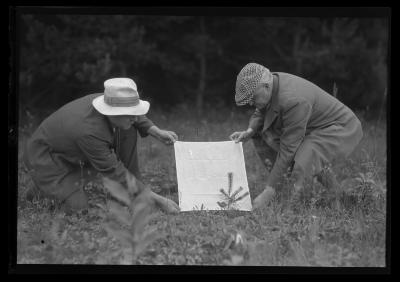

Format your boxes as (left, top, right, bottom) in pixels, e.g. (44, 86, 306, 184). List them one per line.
(114, 127, 141, 181)
(252, 132, 339, 190)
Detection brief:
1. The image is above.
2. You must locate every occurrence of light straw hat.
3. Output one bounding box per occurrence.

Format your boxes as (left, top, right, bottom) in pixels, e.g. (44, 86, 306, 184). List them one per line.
(92, 78, 150, 115)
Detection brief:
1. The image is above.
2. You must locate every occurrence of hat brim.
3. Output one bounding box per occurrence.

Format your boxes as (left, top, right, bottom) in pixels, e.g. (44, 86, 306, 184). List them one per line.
(92, 95, 150, 116)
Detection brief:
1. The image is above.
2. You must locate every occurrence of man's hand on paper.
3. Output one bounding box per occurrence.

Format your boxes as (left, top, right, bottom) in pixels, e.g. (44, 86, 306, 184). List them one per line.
(229, 128, 254, 143)
(252, 185, 275, 211)
(158, 130, 178, 145)
(148, 126, 178, 145)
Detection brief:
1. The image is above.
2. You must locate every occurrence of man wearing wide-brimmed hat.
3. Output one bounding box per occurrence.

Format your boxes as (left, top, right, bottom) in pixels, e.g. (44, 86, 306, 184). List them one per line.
(230, 63, 363, 210)
(23, 78, 180, 213)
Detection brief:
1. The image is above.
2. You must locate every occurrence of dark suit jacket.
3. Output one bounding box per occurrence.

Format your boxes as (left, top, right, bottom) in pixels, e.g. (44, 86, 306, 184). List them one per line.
(24, 93, 154, 194)
(248, 72, 363, 186)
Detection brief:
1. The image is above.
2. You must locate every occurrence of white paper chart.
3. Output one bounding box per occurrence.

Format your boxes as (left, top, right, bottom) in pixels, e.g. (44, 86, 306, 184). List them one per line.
(174, 141, 252, 211)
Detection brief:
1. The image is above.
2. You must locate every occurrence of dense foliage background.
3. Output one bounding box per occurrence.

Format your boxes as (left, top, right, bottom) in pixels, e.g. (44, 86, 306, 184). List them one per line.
(16, 10, 389, 117)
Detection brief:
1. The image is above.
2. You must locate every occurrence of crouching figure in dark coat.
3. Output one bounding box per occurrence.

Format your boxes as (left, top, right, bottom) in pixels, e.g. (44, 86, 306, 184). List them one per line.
(23, 78, 180, 214)
(230, 63, 363, 210)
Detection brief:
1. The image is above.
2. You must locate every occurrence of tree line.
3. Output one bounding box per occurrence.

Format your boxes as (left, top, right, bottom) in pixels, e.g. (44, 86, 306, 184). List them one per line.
(17, 14, 388, 117)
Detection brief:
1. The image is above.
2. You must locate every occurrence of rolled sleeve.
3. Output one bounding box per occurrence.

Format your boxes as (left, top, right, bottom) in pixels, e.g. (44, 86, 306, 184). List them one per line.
(267, 98, 312, 187)
(135, 115, 155, 137)
(76, 134, 128, 183)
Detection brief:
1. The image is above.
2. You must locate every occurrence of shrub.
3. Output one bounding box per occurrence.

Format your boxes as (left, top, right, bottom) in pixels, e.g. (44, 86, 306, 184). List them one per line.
(101, 173, 164, 264)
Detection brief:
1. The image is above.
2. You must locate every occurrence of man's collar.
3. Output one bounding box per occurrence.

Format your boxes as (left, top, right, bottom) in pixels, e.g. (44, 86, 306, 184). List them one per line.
(270, 73, 279, 113)
(261, 73, 280, 133)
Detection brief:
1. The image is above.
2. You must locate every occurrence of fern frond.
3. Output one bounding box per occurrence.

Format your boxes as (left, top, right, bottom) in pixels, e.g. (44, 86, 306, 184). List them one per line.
(108, 200, 131, 226)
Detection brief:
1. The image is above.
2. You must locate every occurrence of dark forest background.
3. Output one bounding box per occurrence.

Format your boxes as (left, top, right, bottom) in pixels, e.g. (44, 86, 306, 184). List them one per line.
(15, 9, 389, 118)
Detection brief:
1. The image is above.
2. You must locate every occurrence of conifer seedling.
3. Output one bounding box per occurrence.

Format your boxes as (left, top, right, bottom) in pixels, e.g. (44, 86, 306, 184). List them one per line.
(217, 172, 249, 210)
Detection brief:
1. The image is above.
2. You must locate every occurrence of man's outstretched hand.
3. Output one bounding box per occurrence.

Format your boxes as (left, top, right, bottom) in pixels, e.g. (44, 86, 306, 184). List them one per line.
(252, 186, 275, 211)
(158, 130, 178, 145)
(148, 126, 178, 145)
(229, 128, 254, 143)
(157, 196, 180, 214)
(150, 191, 180, 214)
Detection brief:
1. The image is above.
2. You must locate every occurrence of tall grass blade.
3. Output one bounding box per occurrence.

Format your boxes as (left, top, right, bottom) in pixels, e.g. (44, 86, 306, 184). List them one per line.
(333, 82, 338, 98)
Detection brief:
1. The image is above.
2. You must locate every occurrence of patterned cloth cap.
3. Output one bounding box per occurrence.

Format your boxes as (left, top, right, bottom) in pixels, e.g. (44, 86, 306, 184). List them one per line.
(235, 63, 272, 106)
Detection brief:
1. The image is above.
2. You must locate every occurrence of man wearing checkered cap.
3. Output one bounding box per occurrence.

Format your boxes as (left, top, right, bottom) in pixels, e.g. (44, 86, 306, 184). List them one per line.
(230, 63, 363, 210)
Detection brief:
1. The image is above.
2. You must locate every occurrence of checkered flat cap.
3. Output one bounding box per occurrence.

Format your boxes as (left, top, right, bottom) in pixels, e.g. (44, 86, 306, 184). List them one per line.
(235, 63, 271, 106)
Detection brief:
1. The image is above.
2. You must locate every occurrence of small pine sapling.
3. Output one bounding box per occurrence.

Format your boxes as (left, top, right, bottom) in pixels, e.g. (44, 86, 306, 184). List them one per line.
(217, 172, 250, 210)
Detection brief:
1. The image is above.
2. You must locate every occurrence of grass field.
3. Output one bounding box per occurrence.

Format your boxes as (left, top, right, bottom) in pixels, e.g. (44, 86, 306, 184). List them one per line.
(15, 105, 387, 267)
